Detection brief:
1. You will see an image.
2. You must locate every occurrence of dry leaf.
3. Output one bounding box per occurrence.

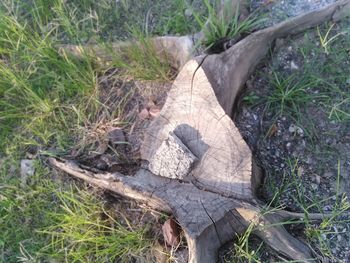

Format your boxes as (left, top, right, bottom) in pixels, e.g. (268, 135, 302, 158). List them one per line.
(162, 218, 180, 247)
(139, 108, 150, 119)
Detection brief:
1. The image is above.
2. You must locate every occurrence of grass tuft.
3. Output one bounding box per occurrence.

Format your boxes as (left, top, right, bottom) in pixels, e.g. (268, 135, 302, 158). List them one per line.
(40, 185, 152, 263)
(195, 0, 261, 48)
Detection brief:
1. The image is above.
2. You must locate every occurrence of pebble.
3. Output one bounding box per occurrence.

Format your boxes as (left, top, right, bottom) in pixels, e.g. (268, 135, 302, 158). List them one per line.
(311, 183, 318, 190)
(315, 175, 321, 184)
(289, 124, 296, 133)
(297, 127, 304, 136)
(291, 61, 299, 70)
(185, 8, 193, 17)
(139, 108, 150, 119)
(20, 159, 35, 186)
(323, 205, 332, 212)
(108, 128, 125, 144)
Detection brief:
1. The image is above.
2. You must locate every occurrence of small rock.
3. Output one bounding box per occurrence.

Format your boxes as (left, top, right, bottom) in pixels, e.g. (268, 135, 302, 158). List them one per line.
(287, 46, 293, 52)
(20, 159, 35, 186)
(315, 175, 321, 184)
(323, 171, 333, 178)
(184, 8, 193, 17)
(323, 205, 332, 212)
(298, 166, 304, 176)
(286, 142, 291, 148)
(290, 61, 299, 70)
(296, 127, 304, 136)
(162, 218, 180, 247)
(311, 183, 318, 190)
(149, 132, 198, 180)
(289, 124, 296, 133)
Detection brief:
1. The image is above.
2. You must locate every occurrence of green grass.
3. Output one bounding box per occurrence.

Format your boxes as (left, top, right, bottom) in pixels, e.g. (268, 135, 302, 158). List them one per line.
(265, 72, 322, 119)
(0, 13, 96, 153)
(298, 22, 350, 122)
(109, 27, 175, 81)
(243, 71, 324, 123)
(0, 161, 152, 262)
(195, 0, 261, 48)
(0, 1, 164, 262)
(40, 185, 152, 263)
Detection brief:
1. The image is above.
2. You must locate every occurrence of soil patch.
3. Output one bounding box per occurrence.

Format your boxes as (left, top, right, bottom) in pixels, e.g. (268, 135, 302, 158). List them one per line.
(235, 20, 350, 260)
(72, 69, 172, 175)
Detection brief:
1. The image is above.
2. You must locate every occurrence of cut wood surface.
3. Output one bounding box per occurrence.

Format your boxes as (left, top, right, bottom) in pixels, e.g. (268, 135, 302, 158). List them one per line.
(50, 1, 350, 262)
(141, 59, 254, 200)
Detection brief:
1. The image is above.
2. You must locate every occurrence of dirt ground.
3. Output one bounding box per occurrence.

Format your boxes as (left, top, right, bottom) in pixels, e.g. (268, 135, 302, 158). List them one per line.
(235, 19, 350, 261)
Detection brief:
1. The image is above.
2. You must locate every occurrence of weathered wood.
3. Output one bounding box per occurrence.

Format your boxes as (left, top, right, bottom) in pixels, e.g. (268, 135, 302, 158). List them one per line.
(141, 59, 254, 200)
(50, 1, 350, 263)
(49, 158, 313, 262)
(59, 35, 197, 70)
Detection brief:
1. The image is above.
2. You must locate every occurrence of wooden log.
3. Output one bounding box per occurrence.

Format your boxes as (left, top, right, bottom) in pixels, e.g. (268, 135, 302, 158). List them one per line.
(49, 158, 313, 262)
(59, 35, 198, 70)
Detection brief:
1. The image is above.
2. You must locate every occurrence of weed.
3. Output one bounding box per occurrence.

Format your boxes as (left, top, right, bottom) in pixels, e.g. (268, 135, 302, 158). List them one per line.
(264, 72, 323, 119)
(317, 23, 345, 55)
(195, 0, 261, 48)
(153, 0, 201, 35)
(230, 223, 263, 263)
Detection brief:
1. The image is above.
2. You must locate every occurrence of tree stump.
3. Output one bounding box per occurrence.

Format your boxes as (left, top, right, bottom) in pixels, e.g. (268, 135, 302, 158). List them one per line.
(50, 1, 350, 262)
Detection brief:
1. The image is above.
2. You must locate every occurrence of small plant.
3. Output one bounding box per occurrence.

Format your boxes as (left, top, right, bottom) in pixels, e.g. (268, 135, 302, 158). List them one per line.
(230, 223, 263, 263)
(317, 23, 344, 55)
(265, 72, 322, 119)
(195, 0, 261, 48)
